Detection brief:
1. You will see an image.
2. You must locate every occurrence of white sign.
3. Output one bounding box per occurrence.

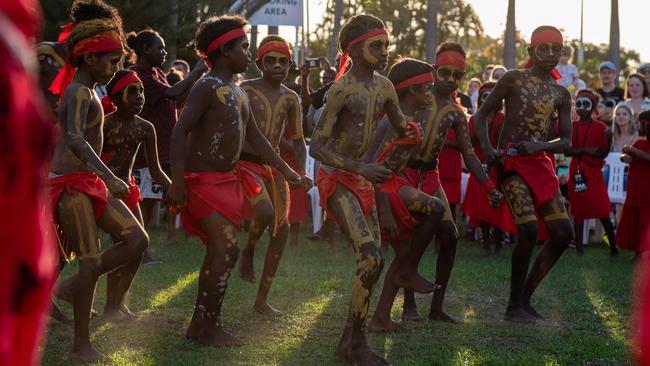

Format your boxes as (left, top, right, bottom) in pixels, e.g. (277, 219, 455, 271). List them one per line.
(249, 0, 303, 27)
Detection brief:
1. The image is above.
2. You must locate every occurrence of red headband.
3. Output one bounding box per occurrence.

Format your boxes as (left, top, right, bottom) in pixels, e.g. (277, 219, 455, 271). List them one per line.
(336, 29, 388, 80)
(203, 28, 246, 68)
(435, 50, 466, 70)
(530, 28, 563, 48)
(49, 31, 124, 96)
(394, 72, 434, 90)
(110, 71, 142, 96)
(257, 41, 291, 62)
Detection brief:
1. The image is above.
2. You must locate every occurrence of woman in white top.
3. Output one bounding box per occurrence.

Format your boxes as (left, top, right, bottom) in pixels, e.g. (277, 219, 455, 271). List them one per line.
(619, 73, 650, 116)
(611, 104, 639, 152)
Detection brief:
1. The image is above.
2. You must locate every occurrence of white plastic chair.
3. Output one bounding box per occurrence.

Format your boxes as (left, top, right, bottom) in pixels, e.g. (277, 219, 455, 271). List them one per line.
(305, 146, 323, 233)
(605, 152, 627, 204)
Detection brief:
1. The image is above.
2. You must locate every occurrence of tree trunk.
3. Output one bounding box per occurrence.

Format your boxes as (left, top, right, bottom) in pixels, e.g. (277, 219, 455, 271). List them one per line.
(503, 0, 516, 69)
(268, 25, 279, 35)
(609, 0, 620, 78)
(164, 0, 179, 71)
(251, 25, 259, 57)
(327, 0, 344, 65)
(425, 0, 438, 64)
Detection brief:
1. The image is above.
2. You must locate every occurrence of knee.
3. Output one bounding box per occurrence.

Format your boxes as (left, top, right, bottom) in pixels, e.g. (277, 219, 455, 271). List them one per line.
(359, 242, 384, 277)
(255, 201, 275, 224)
(78, 259, 103, 280)
(429, 199, 445, 220)
(518, 222, 538, 244)
(550, 222, 575, 247)
(127, 227, 149, 255)
(439, 222, 458, 245)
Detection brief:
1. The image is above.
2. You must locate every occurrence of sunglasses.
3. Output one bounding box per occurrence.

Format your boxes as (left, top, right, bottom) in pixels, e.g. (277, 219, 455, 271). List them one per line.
(599, 100, 616, 109)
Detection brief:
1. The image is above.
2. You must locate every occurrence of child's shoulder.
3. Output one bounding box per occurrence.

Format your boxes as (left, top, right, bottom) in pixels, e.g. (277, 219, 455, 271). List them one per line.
(134, 115, 154, 130)
(280, 84, 300, 101)
(62, 82, 94, 102)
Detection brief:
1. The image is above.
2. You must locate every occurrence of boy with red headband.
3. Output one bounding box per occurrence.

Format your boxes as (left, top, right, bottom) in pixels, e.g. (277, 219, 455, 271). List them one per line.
(101, 69, 172, 308)
(310, 14, 416, 365)
(35, 41, 66, 113)
(617, 111, 650, 255)
(168, 15, 301, 347)
(376, 44, 502, 326)
(566, 89, 617, 256)
(237, 35, 311, 315)
(47, 1, 150, 361)
(474, 25, 574, 324)
(463, 82, 516, 255)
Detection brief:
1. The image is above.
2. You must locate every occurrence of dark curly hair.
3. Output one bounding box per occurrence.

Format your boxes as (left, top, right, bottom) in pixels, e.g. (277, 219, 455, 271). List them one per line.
(338, 14, 385, 52)
(126, 29, 161, 58)
(195, 15, 248, 66)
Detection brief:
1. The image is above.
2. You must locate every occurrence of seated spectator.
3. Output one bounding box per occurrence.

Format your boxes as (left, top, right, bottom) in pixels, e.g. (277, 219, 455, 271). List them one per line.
(611, 104, 639, 152)
(171, 59, 190, 79)
(620, 73, 650, 116)
(597, 61, 625, 127)
(490, 65, 506, 81)
(482, 64, 495, 82)
(555, 45, 579, 90)
(638, 63, 650, 88)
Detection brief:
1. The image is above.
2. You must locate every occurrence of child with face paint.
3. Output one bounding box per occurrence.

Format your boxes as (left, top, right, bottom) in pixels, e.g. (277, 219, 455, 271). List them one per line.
(310, 14, 416, 366)
(101, 69, 172, 284)
(168, 15, 301, 348)
(362, 58, 446, 333)
(237, 35, 312, 315)
(462, 82, 516, 255)
(566, 89, 617, 256)
(35, 41, 67, 113)
(393, 43, 502, 324)
(474, 26, 574, 324)
(617, 111, 650, 255)
(46, 1, 150, 362)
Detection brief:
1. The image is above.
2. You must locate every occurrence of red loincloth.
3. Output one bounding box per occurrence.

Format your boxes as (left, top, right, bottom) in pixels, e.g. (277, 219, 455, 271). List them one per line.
(0, 3, 57, 364)
(567, 120, 611, 223)
(48, 173, 109, 222)
(617, 140, 650, 252)
(280, 148, 309, 225)
(502, 152, 559, 208)
(181, 170, 261, 244)
(381, 176, 420, 242)
(438, 130, 462, 204)
(462, 173, 516, 234)
(237, 159, 289, 234)
(402, 167, 441, 195)
(317, 167, 375, 224)
(121, 176, 141, 212)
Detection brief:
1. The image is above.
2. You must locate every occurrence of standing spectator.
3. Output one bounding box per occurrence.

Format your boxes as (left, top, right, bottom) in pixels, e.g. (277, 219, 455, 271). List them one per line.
(127, 29, 207, 246)
(620, 73, 650, 116)
(611, 104, 640, 152)
(171, 59, 190, 79)
(300, 61, 336, 136)
(482, 64, 495, 82)
(466, 78, 481, 113)
(597, 61, 625, 127)
(638, 63, 650, 88)
(555, 45, 579, 90)
(490, 65, 506, 81)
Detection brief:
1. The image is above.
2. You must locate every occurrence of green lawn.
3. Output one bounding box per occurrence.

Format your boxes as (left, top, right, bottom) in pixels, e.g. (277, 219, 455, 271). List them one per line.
(42, 226, 635, 366)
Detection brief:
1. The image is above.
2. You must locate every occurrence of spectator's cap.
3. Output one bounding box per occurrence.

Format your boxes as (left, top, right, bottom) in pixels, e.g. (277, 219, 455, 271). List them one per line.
(638, 63, 650, 74)
(599, 61, 616, 73)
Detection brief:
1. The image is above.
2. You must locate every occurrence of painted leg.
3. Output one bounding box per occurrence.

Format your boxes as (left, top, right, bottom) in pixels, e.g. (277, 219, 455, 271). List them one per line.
(601, 218, 618, 256)
(428, 221, 460, 323)
(239, 184, 273, 284)
(254, 224, 289, 315)
(368, 241, 409, 333)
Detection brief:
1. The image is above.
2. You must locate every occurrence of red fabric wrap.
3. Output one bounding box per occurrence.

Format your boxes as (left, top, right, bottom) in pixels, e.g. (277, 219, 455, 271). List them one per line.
(281, 153, 309, 224)
(181, 170, 260, 244)
(376, 121, 422, 193)
(435, 50, 466, 70)
(317, 167, 375, 224)
(438, 130, 462, 204)
(57, 22, 75, 43)
(49, 31, 124, 95)
(402, 167, 441, 195)
(110, 71, 142, 96)
(394, 72, 434, 90)
(617, 140, 650, 252)
(122, 176, 141, 211)
(47, 172, 109, 221)
(530, 28, 564, 48)
(462, 172, 516, 233)
(567, 120, 611, 222)
(256, 40, 291, 62)
(382, 176, 420, 241)
(336, 29, 388, 80)
(203, 28, 246, 67)
(502, 152, 559, 208)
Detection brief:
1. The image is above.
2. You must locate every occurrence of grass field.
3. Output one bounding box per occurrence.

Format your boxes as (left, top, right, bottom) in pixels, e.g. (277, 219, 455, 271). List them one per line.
(42, 226, 635, 366)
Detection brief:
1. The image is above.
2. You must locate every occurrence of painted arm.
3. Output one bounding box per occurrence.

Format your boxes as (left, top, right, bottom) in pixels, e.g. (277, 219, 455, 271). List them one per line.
(623, 145, 650, 163)
(475, 71, 515, 166)
(163, 60, 207, 101)
(383, 84, 408, 138)
(168, 80, 210, 205)
(143, 120, 171, 191)
(63, 87, 128, 197)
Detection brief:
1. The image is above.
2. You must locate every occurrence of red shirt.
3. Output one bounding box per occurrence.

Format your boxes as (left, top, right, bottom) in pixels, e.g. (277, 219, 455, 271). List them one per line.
(468, 112, 504, 162)
(438, 130, 462, 181)
(570, 119, 608, 169)
(625, 139, 650, 207)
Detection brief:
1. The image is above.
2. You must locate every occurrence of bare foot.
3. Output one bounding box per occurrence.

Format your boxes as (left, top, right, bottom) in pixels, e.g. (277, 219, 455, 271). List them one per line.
(401, 306, 422, 321)
(523, 303, 546, 321)
(394, 272, 434, 294)
(368, 316, 406, 333)
(102, 309, 130, 322)
(505, 307, 538, 324)
(189, 326, 243, 348)
(120, 305, 138, 319)
(239, 252, 256, 283)
(70, 344, 108, 363)
(428, 310, 460, 324)
(50, 301, 70, 322)
(348, 345, 391, 366)
(254, 301, 283, 316)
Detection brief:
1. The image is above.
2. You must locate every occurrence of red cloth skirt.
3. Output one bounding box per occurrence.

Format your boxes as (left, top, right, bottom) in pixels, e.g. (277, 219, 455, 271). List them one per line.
(181, 170, 261, 244)
(402, 167, 441, 195)
(617, 205, 650, 252)
(47, 172, 109, 222)
(381, 176, 420, 242)
(567, 163, 611, 223)
(121, 176, 141, 212)
(288, 186, 309, 224)
(461, 173, 516, 233)
(237, 160, 289, 233)
(502, 152, 559, 208)
(317, 167, 375, 224)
